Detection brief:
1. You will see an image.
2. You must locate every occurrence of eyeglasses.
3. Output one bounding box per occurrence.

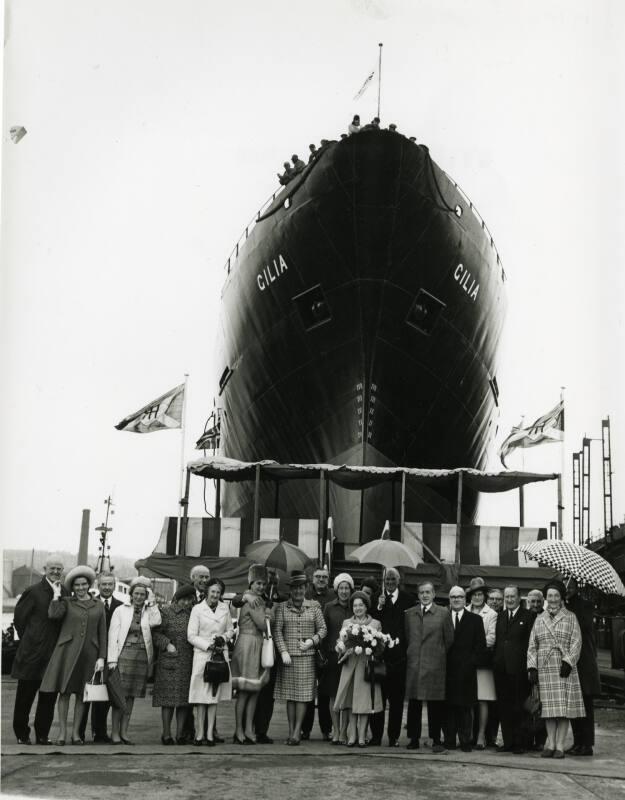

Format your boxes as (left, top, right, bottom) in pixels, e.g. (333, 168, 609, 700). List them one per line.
(450, 595, 465, 599)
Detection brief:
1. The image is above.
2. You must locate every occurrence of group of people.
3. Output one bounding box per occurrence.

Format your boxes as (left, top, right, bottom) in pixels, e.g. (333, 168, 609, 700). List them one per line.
(10, 555, 600, 757)
(276, 115, 417, 185)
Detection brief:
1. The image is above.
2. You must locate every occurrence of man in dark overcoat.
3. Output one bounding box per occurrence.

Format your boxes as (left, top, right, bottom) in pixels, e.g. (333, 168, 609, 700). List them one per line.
(12, 554, 67, 744)
(566, 579, 601, 756)
(493, 585, 533, 753)
(78, 572, 123, 743)
(444, 586, 487, 751)
(404, 581, 454, 752)
(370, 568, 416, 747)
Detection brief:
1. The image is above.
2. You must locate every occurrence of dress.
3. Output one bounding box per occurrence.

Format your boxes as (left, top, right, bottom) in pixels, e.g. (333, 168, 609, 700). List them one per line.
(188, 600, 234, 704)
(152, 604, 194, 707)
(230, 601, 271, 693)
(334, 616, 383, 714)
(468, 604, 497, 701)
(117, 610, 149, 697)
(274, 599, 327, 702)
(40, 597, 107, 694)
(527, 607, 585, 719)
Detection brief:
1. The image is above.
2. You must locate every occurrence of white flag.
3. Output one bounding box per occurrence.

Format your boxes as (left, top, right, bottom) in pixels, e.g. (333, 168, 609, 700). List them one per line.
(115, 383, 184, 433)
(353, 68, 376, 100)
(499, 400, 564, 468)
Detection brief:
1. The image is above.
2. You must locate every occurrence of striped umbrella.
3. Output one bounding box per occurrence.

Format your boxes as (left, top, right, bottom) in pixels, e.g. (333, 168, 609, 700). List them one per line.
(517, 540, 625, 596)
(244, 539, 313, 573)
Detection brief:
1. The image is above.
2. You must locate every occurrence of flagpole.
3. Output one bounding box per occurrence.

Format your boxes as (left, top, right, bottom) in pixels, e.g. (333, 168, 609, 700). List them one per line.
(559, 386, 566, 540)
(176, 373, 189, 554)
(377, 43, 383, 119)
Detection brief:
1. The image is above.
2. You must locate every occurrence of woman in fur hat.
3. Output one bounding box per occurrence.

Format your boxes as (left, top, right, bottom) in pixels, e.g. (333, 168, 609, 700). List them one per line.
(230, 564, 273, 744)
(40, 565, 106, 745)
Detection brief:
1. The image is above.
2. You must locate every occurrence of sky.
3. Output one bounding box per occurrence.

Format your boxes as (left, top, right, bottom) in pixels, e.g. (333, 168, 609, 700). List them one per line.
(1, 0, 623, 562)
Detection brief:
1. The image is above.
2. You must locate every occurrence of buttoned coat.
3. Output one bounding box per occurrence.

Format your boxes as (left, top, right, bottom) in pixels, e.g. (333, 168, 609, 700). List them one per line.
(493, 607, 533, 676)
(527, 606, 585, 718)
(11, 578, 68, 680)
(40, 597, 107, 694)
(273, 599, 327, 657)
(375, 589, 416, 670)
(405, 603, 454, 700)
(108, 603, 162, 671)
(446, 610, 487, 706)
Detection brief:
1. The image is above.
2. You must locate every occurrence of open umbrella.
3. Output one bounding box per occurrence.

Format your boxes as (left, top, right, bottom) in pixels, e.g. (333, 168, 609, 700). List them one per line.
(244, 539, 313, 573)
(517, 540, 625, 597)
(347, 538, 421, 570)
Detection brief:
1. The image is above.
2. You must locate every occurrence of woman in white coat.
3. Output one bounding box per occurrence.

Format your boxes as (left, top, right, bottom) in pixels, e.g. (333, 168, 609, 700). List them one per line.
(187, 578, 234, 746)
(107, 577, 162, 744)
(466, 577, 498, 749)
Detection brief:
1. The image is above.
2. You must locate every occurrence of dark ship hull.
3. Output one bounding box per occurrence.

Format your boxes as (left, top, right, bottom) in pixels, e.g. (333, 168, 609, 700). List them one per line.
(214, 130, 506, 545)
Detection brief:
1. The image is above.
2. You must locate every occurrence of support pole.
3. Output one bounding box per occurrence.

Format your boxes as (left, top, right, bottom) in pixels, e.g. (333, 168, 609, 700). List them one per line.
(455, 471, 463, 563)
(377, 43, 383, 119)
(178, 468, 191, 555)
(319, 470, 326, 567)
(557, 474, 563, 541)
(519, 485, 525, 527)
(253, 464, 261, 542)
(274, 481, 280, 517)
(215, 478, 221, 520)
(400, 471, 406, 544)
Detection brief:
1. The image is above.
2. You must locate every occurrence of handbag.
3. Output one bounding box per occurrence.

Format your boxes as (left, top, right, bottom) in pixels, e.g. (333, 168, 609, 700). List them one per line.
(261, 619, 275, 669)
(523, 684, 542, 716)
(105, 665, 128, 713)
(203, 639, 231, 697)
(83, 669, 109, 703)
(364, 658, 387, 683)
(315, 646, 328, 671)
(159, 651, 179, 671)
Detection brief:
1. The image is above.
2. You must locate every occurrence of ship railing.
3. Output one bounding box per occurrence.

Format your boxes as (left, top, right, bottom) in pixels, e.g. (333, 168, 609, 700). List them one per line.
(224, 186, 286, 276)
(447, 176, 507, 283)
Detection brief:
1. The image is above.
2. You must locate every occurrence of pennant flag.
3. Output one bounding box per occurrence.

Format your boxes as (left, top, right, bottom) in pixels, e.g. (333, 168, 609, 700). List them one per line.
(499, 400, 564, 468)
(353, 68, 375, 100)
(115, 383, 184, 433)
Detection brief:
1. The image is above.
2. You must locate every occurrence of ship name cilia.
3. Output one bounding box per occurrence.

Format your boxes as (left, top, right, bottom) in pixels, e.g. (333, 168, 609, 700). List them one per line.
(454, 263, 480, 301)
(257, 254, 289, 291)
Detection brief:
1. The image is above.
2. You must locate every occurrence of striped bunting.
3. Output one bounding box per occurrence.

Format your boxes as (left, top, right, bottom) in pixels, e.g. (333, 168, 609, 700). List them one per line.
(154, 517, 319, 559)
(399, 523, 547, 566)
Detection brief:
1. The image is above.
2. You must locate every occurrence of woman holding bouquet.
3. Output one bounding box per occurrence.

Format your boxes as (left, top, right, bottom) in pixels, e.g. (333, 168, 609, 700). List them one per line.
(334, 591, 385, 747)
(187, 578, 234, 746)
(230, 565, 273, 744)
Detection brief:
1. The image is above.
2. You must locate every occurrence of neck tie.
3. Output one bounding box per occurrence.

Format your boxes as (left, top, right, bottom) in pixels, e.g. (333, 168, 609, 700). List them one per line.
(422, 605, 427, 614)
(454, 611, 459, 628)
(509, 610, 513, 622)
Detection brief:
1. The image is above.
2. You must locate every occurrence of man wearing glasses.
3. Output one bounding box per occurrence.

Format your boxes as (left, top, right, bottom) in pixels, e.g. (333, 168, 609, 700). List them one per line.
(302, 567, 336, 740)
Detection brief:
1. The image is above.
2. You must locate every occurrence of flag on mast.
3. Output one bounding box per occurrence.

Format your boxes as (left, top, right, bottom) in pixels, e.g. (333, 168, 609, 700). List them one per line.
(498, 400, 564, 468)
(353, 67, 376, 100)
(115, 383, 185, 433)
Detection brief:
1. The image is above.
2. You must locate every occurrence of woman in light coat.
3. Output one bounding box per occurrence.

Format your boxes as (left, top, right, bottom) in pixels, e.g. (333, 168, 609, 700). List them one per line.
(107, 577, 161, 744)
(187, 578, 234, 746)
(466, 577, 498, 749)
(527, 579, 585, 759)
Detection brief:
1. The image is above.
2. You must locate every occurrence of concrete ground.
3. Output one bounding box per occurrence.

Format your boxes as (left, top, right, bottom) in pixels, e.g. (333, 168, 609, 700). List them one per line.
(2, 677, 625, 800)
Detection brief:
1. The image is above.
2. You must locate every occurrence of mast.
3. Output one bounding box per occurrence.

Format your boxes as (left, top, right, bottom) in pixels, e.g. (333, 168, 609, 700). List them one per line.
(377, 43, 383, 119)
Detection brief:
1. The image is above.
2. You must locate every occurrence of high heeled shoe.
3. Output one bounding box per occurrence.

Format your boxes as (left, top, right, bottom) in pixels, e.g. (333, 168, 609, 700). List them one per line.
(161, 735, 175, 746)
(232, 735, 246, 745)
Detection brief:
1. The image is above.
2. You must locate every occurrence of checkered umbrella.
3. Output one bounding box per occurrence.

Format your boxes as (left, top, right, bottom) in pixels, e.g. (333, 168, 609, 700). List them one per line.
(517, 540, 625, 596)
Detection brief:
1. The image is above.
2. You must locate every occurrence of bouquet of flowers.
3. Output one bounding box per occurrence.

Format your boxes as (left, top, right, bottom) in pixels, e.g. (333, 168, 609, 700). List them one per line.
(335, 623, 398, 661)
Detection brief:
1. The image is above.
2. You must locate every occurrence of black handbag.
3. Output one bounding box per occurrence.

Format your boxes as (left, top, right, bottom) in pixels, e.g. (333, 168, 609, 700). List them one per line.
(315, 647, 328, 671)
(203, 650, 230, 697)
(523, 684, 542, 717)
(364, 658, 387, 683)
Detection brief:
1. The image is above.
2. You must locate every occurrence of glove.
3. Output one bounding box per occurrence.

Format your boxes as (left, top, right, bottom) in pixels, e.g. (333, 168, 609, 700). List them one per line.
(560, 661, 572, 678)
(528, 668, 539, 685)
(281, 652, 292, 666)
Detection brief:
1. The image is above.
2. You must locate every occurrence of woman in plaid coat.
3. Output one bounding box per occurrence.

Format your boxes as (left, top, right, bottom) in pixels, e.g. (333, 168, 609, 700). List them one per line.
(527, 580, 585, 759)
(273, 571, 327, 745)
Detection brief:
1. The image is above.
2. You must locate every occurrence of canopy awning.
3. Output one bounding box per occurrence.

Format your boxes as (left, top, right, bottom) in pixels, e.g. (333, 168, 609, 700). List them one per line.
(187, 456, 558, 493)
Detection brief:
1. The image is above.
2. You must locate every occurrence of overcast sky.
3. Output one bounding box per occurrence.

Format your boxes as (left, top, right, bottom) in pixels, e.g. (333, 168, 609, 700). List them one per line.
(1, 0, 623, 562)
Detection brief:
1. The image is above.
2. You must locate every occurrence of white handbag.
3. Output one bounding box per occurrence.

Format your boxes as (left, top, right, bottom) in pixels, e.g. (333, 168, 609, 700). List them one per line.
(83, 668, 109, 702)
(261, 619, 275, 668)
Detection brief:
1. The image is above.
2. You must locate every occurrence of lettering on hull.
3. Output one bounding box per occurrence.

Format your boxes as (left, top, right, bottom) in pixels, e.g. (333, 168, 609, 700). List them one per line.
(453, 263, 479, 301)
(257, 254, 289, 291)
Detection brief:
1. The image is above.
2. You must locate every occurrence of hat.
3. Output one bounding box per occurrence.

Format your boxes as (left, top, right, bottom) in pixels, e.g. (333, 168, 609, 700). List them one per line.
(333, 572, 354, 592)
(287, 570, 308, 587)
(248, 564, 268, 586)
(172, 584, 196, 603)
(466, 577, 490, 601)
(542, 579, 567, 599)
(350, 590, 371, 610)
(129, 576, 152, 592)
(64, 565, 96, 591)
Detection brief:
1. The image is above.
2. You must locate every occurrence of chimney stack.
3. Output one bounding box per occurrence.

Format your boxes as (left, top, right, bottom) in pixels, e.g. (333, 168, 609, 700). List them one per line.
(78, 509, 90, 565)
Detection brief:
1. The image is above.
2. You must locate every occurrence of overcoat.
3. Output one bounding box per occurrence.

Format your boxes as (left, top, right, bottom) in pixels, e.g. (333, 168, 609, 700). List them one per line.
(446, 610, 487, 706)
(40, 597, 107, 694)
(108, 603, 162, 671)
(333, 615, 383, 714)
(404, 603, 454, 700)
(152, 603, 194, 707)
(187, 600, 233, 704)
(493, 607, 533, 676)
(527, 606, 585, 719)
(375, 589, 416, 671)
(11, 578, 68, 681)
(567, 595, 601, 697)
